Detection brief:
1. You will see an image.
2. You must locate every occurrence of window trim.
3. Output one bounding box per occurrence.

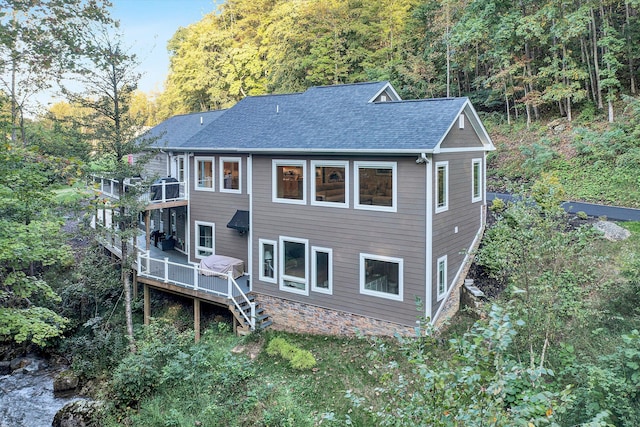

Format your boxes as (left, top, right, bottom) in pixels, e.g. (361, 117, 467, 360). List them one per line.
(472, 158, 482, 203)
(354, 161, 397, 213)
(259, 238, 277, 284)
(310, 160, 349, 208)
(311, 246, 333, 294)
(194, 156, 215, 192)
(194, 221, 215, 260)
(279, 236, 309, 296)
(437, 255, 448, 301)
(219, 156, 242, 194)
(272, 159, 307, 205)
(435, 161, 449, 213)
(359, 253, 403, 301)
(458, 113, 465, 129)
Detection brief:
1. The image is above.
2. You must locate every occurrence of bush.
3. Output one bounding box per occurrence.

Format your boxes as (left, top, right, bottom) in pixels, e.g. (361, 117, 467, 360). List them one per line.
(266, 336, 316, 370)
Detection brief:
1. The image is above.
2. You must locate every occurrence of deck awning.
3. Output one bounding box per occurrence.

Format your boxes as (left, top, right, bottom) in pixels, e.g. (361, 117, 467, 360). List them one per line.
(227, 210, 249, 234)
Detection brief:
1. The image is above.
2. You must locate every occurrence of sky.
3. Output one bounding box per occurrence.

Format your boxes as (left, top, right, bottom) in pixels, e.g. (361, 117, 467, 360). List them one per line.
(111, 0, 220, 95)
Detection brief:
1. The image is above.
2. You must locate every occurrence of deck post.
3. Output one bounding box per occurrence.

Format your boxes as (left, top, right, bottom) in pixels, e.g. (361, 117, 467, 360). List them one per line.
(194, 298, 201, 342)
(227, 275, 233, 298)
(133, 270, 138, 300)
(164, 257, 169, 283)
(145, 210, 151, 251)
(193, 264, 199, 290)
(143, 283, 150, 326)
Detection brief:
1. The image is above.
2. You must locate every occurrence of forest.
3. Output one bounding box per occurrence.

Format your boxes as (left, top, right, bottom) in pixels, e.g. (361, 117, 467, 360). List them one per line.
(1, 0, 640, 426)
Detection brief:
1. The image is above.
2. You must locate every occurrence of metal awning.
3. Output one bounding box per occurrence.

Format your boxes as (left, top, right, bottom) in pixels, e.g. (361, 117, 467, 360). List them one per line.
(227, 210, 249, 234)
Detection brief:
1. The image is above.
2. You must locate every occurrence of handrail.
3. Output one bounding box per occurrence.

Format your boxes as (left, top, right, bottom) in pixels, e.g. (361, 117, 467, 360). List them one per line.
(136, 251, 255, 330)
(90, 175, 187, 204)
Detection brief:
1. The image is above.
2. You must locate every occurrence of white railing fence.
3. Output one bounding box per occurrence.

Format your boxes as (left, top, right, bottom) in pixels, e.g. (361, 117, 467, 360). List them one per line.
(90, 175, 187, 204)
(137, 251, 256, 330)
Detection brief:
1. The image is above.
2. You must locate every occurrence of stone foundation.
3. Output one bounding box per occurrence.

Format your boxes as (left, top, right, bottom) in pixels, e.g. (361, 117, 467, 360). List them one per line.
(256, 294, 416, 337)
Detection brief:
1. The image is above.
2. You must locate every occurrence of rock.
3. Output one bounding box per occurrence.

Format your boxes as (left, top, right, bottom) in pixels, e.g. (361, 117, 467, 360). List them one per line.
(53, 370, 80, 394)
(0, 361, 11, 375)
(594, 221, 631, 241)
(10, 357, 31, 372)
(52, 400, 103, 427)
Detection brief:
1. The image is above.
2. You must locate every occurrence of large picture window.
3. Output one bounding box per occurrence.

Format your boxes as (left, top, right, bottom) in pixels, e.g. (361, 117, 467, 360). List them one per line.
(359, 254, 403, 301)
(435, 161, 448, 212)
(311, 161, 348, 208)
(437, 255, 448, 300)
(355, 161, 397, 212)
(472, 159, 482, 202)
(279, 237, 309, 295)
(220, 157, 241, 193)
(195, 157, 214, 191)
(312, 247, 332, 294)
(273, 160, 306, 204)
(195, 221, 215, 259)
(259, 239, 277, 284)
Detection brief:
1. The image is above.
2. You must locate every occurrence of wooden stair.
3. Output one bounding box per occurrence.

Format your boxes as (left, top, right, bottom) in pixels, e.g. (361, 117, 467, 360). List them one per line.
(230, 294, 272, 335)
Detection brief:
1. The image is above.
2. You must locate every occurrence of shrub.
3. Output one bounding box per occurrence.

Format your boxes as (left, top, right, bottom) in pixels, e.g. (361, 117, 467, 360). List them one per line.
(266, 336, 316, 370)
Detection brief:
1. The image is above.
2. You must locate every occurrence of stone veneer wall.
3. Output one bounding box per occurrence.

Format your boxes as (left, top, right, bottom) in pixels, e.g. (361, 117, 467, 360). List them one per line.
(256, 294, 417, 337)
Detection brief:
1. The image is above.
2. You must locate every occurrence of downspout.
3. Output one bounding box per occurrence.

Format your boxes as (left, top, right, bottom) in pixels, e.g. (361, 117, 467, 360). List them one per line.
(247, 154, 253, 289)
(423, 153, 433, 323)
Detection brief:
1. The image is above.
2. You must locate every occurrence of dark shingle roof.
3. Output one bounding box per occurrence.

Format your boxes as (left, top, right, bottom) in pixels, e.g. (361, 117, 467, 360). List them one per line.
(142, 110, 226, 149)
(154, 82, 490, 153)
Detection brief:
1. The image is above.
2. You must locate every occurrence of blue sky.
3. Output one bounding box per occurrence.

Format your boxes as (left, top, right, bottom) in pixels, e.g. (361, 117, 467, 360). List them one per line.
(111, 0, 220, 94)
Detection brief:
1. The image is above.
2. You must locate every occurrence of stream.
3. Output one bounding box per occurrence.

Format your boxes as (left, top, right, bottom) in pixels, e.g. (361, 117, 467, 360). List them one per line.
(0, 358, 83, 427)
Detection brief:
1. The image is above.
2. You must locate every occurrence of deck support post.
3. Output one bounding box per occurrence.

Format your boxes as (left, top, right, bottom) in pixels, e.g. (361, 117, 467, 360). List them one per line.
(145, 210, 151, 251)
(194, 298, 201, 342)
(133, 270, 138, 300)
(144, 283, 150, 326)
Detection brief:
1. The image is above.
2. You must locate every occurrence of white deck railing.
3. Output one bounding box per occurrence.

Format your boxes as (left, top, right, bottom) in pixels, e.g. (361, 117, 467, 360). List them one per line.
(91, 176, 187, 204)
(137, 251, 256, 330)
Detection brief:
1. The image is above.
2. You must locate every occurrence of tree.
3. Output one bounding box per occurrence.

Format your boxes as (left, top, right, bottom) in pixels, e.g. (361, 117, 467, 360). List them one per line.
(63, 25, 156, 353)
(0, 0, 111, 144)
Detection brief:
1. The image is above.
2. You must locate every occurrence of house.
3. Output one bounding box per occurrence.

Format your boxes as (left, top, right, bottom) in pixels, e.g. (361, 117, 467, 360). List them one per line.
(100, 81, 495, 336)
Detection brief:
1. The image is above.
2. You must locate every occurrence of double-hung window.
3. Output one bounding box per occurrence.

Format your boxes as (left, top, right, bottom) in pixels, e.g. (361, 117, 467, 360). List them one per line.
(472, 159, 482, 202)
(355, 161, 397, 212)
(220, 157, 241, 193)
(195, 157, 214, 191)
(273, 160, 306, 204)
(360, 254, 403, 301)
(279, 237, 309, 295)
(437, 255, 448, 300)
(435, 161, 449, 213)
(311, 161, 348, 208)
(195, 221, 215, 259)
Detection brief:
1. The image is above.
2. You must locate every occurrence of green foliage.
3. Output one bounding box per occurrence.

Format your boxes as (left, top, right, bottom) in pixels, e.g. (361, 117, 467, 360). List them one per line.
(266, 336, 317, 370)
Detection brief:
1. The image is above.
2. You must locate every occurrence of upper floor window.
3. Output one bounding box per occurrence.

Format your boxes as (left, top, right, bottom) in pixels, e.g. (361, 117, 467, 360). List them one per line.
(220, 157, 241, 193)
(273, 160, 306, 204)
(195, 157, 214, 191)
(176, 156, 186, 182)
(311, 161, 349, 208)
(195, 221, 215, 259)
(360, 254, 403, 301)
(472, 159, 482, 202)
(355, 161, 397, 212)
(435, 161, 448, 213)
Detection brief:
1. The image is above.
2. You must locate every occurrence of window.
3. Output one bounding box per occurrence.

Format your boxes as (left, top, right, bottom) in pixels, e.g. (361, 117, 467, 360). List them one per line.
(312, 247, 332, 294)
(437, 255, 448, 300)
(176, 156, 186, 182)
(472, 159, 482, 202)
(259, 239, 277, 284)
(355, 161, 397, 212)
(458, 113, 465, 129)
(195, 221, 214, 259)
(360, 254, 403, 301)
(311, 161, 348, 208)
(220, 157, 241, 193)
(279, 237, 309, 295)
(435, 161, 448, 212)
(195, 157, 214, 190)
(273, 160, 306, 204)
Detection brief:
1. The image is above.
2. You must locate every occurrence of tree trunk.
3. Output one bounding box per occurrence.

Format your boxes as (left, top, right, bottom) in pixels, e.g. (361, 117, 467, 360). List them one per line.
(591, 7, 603, 109)
(625, 1, 636, 94)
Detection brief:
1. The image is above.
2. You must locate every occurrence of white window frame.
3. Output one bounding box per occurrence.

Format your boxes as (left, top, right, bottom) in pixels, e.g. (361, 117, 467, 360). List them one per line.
(194, 156, 215, 192)
(472, 158, 482, 203)
(311, 246, 333, 294)
(272, 159, 307, 205)
(194, 221, 215, 259)
(219, 156, 242, 194)
(359, 253, 403, 301)
(176, 155, 186, 182)
(279, 236, 309, 296)
(354, 161, 397, 213)
(435, 161, 449, 213)
(259, 238, 277, 284)
(310, 160, 349, 208)
(437, 255, 448, 301)
(458, 113, 465, 129)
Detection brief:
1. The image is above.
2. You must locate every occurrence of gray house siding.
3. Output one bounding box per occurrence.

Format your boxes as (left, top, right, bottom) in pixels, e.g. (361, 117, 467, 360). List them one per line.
(138, 152, 168, 180)
(251, 155, 428, 327)
(440, 113, 486, 149)
(188, 155, 250, 264)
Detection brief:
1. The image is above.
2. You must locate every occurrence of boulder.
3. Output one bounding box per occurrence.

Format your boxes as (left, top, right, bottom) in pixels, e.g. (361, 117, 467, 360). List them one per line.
(10, 357, 31, 372)
(52, 400, 103, 427)
(594, 221, 631, 241)
(53, 370, 80, 394)
(0, 361, 11, 375)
